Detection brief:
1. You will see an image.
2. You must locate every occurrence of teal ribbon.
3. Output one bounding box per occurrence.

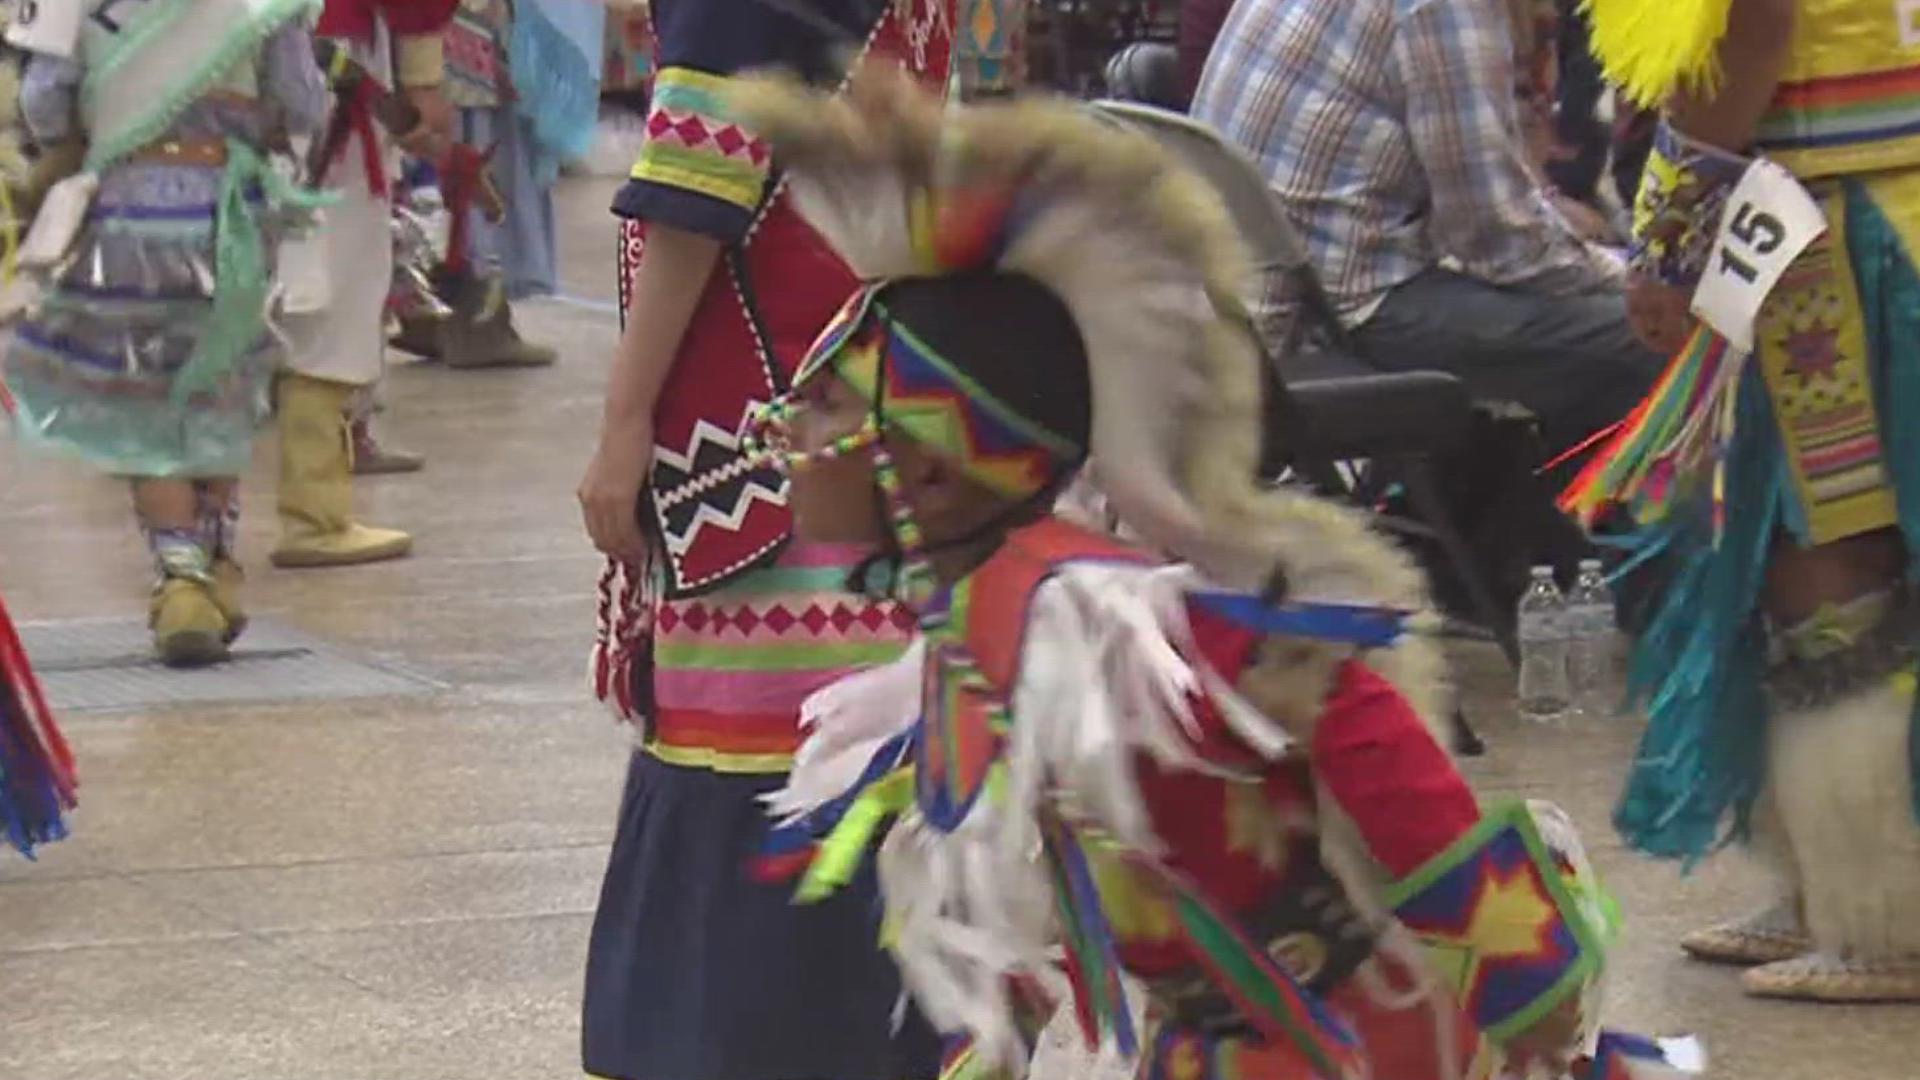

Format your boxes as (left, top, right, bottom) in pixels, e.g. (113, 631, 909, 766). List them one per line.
(169, 140, 334, 406)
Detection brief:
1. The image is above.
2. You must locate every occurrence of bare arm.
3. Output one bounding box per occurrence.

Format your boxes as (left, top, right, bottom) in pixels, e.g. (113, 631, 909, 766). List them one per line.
(1624, 0, 1797, 352)
(578, 223, 723, 562)
(1666, 0, 1797, 149)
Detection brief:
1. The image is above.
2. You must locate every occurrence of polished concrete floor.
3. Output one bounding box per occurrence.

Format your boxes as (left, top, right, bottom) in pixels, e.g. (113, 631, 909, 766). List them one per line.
(3, 177, 1917, 1079)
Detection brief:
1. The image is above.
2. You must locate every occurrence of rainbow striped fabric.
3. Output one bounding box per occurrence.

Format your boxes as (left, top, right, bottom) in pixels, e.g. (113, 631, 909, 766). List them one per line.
(647, 542, 916, 774)
(1756, 0, 1920, 177)
(630, 67, 773, 216)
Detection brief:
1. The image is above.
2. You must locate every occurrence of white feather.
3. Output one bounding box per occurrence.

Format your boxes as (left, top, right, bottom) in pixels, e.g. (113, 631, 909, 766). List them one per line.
(766, 639, 925, 821)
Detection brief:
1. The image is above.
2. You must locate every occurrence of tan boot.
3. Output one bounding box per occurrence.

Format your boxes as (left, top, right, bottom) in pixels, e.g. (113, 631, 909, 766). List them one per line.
(151, 576, 231, 667)
(349, 416, 425, 475)
(388, 310, 446, 360)
(1743, 953, 1920, 1002)
(442, 272, 558, 369)
(210, 557, 249, 642)
(1680, 900, 1812, 966)
(270, 373, 414, 568)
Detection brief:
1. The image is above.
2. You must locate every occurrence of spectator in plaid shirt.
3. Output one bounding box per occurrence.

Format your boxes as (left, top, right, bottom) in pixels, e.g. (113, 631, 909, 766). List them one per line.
(1192, 0, 1661, 457)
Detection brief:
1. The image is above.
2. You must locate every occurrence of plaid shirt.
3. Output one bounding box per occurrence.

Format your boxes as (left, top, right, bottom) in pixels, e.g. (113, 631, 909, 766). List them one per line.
(1192, 0, 1621, 326)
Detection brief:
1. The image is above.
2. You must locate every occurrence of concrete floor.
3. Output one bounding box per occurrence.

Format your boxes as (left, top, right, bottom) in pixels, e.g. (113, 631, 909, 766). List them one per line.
(2, 176, 1917, 1079)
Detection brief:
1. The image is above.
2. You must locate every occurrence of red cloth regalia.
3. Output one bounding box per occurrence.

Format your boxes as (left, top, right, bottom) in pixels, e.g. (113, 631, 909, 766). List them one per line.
(317, 0, 460, 41)
(728, 73, 1685, 1080)
(0, 595, 75, 858)
(593, 0, 956, 729)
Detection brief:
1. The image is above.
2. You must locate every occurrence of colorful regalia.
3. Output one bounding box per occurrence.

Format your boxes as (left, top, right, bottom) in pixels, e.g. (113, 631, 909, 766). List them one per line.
(729, 71, 1686, 1080)
(3, 0, 329, 478)
(0, 594, 74, 859)
(1565, 0, 1920, 1000)
(1, 0, 331, 665)
(579, 4, 958, 1080)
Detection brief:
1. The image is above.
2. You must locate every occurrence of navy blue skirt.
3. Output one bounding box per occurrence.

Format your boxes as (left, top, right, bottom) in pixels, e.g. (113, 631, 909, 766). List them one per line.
(583, 751, 944, 1080)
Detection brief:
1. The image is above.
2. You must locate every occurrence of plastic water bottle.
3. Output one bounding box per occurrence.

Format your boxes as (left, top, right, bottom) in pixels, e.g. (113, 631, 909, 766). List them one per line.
(1567, 558, 1620, 717)
(1516, 566, 1572, 724)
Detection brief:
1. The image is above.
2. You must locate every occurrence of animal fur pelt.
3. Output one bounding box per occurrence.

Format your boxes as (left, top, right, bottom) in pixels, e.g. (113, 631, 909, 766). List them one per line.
(729, 70, 1452, 732)
(1768, 681, 1920, 957)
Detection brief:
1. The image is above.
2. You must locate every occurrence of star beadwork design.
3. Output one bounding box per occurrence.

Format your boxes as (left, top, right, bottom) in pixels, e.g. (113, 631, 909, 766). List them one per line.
(1462, 863, 1559, 961)
(1782, 326, 1843, 383)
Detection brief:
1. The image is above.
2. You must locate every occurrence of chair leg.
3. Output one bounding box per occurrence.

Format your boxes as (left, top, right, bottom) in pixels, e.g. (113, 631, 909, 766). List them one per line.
(1400, 456, 1521, 668)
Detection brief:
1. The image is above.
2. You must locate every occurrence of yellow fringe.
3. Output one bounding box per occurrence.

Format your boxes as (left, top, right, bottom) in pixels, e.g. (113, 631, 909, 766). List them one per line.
(796, 767, 914, 904)
(1582, 0, 1735, 107)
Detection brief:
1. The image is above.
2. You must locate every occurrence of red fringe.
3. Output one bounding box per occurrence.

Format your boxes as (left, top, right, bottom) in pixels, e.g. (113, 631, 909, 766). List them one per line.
(589, 552, 656, 728)
(0, 595, 75, 802)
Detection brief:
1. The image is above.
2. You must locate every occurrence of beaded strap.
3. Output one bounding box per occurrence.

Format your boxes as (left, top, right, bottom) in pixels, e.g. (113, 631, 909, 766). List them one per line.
(1628, 122, 1751, 290)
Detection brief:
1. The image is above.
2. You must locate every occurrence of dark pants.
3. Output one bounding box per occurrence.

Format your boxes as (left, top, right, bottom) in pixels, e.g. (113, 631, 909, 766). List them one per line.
(1351, 268, 1664, 459)
(1349, 268, 1662, 611)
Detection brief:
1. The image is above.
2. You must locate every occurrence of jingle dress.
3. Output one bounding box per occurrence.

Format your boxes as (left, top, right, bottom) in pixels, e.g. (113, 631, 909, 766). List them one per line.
(3, 0, 328, 478)
(581, 2, 956, 1078)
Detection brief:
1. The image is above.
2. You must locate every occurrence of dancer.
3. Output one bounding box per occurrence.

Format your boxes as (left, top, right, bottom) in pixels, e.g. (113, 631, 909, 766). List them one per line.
(272, 0, 458, 569)
(389, 0, 568, 369)
(1565, 0, 1920, 1000)
(737, 71, 1675, 1080)
(574, 2, 957, 1079)
(0, 593, 74, 859)
(3, 0, 329, 664)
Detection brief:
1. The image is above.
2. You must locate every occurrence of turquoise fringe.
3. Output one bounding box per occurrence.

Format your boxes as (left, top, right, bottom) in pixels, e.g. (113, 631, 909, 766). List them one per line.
(510, 0, 603, 186)
(1614, 369, 1778, 861)
(169, 139, 332, 406)
(1844, 179, 1920, 825)
(1615, 178, 1920, 857)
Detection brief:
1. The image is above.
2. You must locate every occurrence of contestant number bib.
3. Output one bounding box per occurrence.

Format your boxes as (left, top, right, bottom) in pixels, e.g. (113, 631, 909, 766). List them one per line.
(1691, 160, 1827, 352)
(5, 0, 85, 57)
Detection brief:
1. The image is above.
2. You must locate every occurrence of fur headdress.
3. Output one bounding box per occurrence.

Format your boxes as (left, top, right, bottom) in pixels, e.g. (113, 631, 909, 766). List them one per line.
(742, 74, 1460, 1068)
(733, 69, 1441, 706)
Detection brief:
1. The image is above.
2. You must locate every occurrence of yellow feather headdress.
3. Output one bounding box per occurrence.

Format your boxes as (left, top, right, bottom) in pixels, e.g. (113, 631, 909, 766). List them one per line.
(1583, 0, 1736, 107)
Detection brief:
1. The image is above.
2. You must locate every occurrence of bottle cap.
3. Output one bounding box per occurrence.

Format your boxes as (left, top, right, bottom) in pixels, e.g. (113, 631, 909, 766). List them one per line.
(1579, 558, 1603, 570)
(1530, 565, 1555, 579)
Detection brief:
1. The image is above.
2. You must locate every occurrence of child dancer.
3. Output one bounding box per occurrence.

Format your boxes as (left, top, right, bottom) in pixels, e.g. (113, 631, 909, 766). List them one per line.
(736, 72, 1681, 1080)
(3, 0, 329, 665)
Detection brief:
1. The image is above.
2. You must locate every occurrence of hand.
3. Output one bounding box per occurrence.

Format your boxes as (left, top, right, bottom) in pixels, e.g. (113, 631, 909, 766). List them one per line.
(398, 84, 455, 158)
(1625, 273, 1696, 355)
(579, 421, 655, 565)
(1551, 192, 1619, 245)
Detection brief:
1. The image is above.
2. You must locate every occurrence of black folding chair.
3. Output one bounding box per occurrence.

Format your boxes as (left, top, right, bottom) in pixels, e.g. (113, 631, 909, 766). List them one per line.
(1087, 97, 1518, 752)
(1103, 40, 1186, 110)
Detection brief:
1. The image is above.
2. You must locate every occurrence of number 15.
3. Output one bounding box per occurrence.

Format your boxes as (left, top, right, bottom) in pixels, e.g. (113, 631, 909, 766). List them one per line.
(1719, 202, 1785, 282)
